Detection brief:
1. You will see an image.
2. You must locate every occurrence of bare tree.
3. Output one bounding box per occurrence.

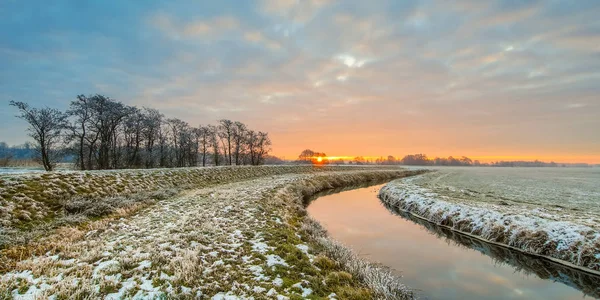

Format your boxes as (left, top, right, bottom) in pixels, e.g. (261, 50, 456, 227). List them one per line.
(194, 126, 211, 167)
(11, 95, 273, 170)
(66, 95, 92, 170)
(141, 108, 162, 168)
(85, 95, 132, 169)
(208, 125, 221, 166)
(201, 126, 211, 167)
(10, 101, 67, 171)
(123, 107, 145, 167)
(232, 121, 247, 165)
(157, 120, 170, 167)
(218, 119, 234, 165)
(166, 118, 190, 167)
(255, 131, 271, 165)
(246, 130, 258, 166)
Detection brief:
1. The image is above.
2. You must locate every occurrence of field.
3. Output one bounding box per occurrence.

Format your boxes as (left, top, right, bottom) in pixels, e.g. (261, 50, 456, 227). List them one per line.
(379, 167, 600, 272)
(0, 166, 422, 299)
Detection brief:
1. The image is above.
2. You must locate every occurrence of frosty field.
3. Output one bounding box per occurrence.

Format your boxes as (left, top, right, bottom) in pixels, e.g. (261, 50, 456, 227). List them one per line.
(379, 167, 600, 272)
(403, 167, 600, 214)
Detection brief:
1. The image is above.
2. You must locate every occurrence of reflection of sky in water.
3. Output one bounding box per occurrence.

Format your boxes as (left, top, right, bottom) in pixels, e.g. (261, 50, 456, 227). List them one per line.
(307, 184, 589, 300)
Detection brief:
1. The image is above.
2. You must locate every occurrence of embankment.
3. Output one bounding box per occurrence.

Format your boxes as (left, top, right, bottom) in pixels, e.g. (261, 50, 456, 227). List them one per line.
(0, 165, 389, 247)
(379, 178, 600, 274)
(1, 168, 424, 299)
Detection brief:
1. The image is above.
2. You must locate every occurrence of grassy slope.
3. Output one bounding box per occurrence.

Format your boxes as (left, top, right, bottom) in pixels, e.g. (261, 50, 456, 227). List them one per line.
(0, 166, 379, 227)
(1, 167, 425, 299)
(0, 166, 389, 249)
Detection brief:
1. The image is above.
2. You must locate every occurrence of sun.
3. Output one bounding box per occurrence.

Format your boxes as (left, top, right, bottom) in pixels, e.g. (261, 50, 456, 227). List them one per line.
(317, 157, 323, 162)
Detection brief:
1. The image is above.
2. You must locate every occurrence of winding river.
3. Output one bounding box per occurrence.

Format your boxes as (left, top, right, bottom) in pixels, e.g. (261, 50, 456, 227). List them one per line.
(307, 183, 600, 300)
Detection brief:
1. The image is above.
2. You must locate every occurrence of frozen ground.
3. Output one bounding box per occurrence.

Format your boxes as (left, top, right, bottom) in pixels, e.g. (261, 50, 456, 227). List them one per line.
(379, 167, 600, 272)
(404, 167, 600, 214)
(0, 168, 45, 175)
(1, 169, 418, 299)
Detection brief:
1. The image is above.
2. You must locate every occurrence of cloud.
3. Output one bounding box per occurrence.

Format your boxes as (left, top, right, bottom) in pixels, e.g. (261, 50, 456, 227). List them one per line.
(0, 0, 599, 162)
(260, 0, 335, 23)
(150, 14, 240, 39)
(243, 30, 283, 50)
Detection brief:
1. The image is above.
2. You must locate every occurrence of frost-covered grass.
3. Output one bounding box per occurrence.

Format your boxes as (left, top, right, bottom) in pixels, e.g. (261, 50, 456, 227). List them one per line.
(301, 218, 414, 299)
(379, 172, 600, 273)
(1, 168, 421, 299)
(0, 165, 380, 249)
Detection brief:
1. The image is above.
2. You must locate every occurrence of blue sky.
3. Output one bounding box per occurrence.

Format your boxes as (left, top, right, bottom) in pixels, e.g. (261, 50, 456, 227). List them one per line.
(1, 0, 599, 162)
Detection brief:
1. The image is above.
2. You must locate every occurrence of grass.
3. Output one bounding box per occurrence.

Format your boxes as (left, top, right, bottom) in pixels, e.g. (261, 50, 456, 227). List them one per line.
(1, 166, 388, 251)
(0, 167, 424, 299)
(0, 166, 393, 233)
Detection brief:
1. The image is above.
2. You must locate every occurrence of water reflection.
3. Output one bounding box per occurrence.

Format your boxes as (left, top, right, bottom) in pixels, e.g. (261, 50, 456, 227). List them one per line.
(307, 184, 600, 300)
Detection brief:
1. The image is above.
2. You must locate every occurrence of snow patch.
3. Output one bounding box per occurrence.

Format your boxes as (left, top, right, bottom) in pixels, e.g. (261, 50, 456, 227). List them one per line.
(272, 277, 283, 287)
(295, 244, 309, 255)
(265, 254, 288, 267)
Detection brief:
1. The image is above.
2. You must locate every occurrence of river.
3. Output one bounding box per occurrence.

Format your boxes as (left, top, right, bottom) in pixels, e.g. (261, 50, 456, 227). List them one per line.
(307, 183, 600, 299)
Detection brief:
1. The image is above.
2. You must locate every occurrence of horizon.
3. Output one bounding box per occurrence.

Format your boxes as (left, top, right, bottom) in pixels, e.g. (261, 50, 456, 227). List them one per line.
(2, 1, 599, 164)
(284, 154, 599, 165)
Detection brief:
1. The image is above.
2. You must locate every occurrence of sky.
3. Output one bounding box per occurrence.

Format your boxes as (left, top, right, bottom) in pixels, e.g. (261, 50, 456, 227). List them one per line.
(1, 0, 599, 163)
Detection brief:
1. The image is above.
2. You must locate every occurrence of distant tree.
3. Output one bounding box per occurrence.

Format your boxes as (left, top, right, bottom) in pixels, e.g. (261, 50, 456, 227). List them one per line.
(66, 95, 92, 170)
(166, 118, 190, 167)
(232, 121, 247, 165)
(353, 156, 365, 165)
(460, 156, 473, 166)
(218, 119, 235, 165)
(12, 93, 273, 170)
(255, 131, 272, 165)
(208, 125, 221, 166)
(10, 101, 68, 171)
(387, 155, 396, 164)
(311, 152, 327, 164)
(0, 142, 12, 167)
(123, 107, 145, 167)
(298, 149, 315, 163)
(247, 130, 258, 166)
(196, 126, 211, 167)
(85, 95, 132, 169)
(400, 154, 431, 166)
(141, 108, 163, 168)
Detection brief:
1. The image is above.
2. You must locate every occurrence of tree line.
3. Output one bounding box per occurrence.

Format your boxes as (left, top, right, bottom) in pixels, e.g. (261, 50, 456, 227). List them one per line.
(9, 95, 272, 171)
(294, 150, 587, 168)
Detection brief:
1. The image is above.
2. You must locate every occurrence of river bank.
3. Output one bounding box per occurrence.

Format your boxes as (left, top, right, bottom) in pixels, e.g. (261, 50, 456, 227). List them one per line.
(1, 167, 423, 299)
(0, 165, 398, 249)
(309, 184, 600, 299)
(378, 170, 600, 274)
